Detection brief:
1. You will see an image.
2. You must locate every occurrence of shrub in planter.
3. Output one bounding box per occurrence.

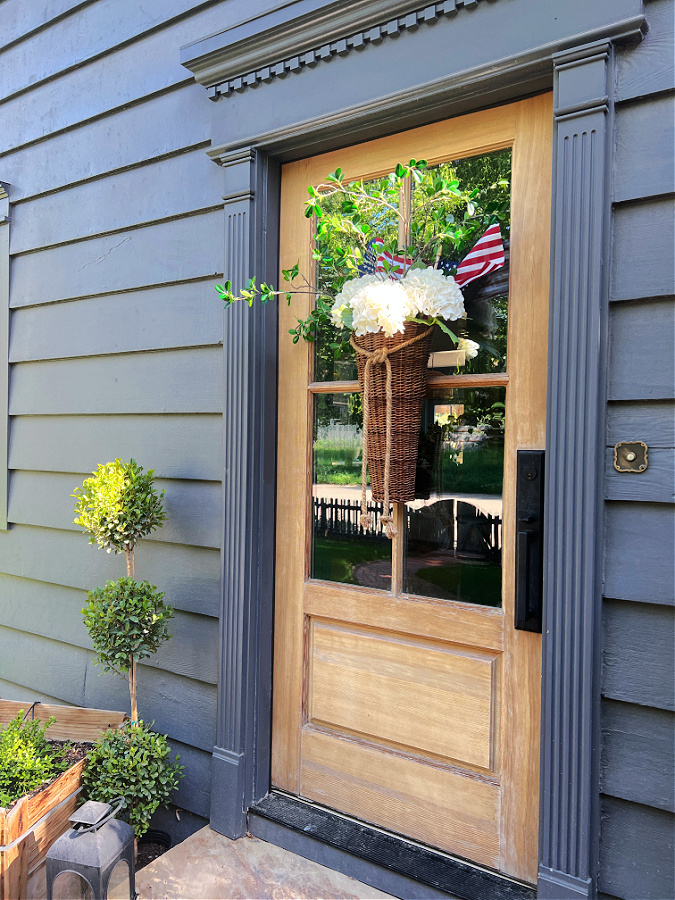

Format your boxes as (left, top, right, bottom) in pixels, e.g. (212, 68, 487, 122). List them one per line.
(83, 720, 182, 840)
(0, 712, 68, 808)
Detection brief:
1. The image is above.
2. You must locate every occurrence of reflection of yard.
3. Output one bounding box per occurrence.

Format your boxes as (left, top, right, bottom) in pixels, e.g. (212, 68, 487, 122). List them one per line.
(314, 444, 503, 491)
(312, 536, 391, 586)
(412, 557, 501, 606)
(312, 536, 501, 606)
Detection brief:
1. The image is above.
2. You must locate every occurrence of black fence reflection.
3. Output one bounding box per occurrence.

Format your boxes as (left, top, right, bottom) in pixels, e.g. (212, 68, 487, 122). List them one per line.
(313, 497, 388, 541)
(407, 499, 501, 562)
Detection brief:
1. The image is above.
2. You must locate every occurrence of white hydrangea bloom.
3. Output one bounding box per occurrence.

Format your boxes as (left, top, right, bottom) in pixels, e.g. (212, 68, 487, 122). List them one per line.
(329, 266, 465, 337)
(351, 281, 412, 336)
(458, 337, 480, 359)
(331, 274, 381, 329)
(401, 267, 465, 321)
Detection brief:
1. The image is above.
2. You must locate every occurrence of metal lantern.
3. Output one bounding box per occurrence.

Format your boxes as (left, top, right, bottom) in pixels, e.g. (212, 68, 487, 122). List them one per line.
(46, 799, 136, 900)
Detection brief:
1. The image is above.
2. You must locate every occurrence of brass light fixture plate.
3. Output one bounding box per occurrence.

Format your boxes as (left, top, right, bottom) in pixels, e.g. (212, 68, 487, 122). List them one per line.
(613, 441, 648, 473)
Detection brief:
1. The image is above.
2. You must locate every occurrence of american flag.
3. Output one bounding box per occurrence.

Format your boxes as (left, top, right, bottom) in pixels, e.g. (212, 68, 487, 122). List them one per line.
(453, 224, 505, 288)
(358, 238, 411, 279)
(358, 225, 505, 287)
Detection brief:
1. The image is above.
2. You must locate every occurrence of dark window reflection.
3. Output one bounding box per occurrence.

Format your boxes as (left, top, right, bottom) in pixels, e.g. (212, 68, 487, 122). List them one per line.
(311, 393, 392, 589)
(405, 388, 505, 606)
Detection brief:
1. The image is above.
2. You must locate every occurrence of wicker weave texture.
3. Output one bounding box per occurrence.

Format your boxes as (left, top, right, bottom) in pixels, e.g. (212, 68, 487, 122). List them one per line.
(354, 323, 433, 502)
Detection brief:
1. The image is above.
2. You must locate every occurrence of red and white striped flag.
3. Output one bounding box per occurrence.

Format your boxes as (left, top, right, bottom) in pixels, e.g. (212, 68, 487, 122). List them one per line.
(372, 238, 412, 278)
(453, 224, 505, 288)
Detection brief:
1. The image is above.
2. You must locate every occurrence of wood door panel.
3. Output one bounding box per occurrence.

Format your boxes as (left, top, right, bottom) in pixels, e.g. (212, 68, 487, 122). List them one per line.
(308, 621, 498, 770)
(301, 728, 500, 868)
(304, 582, 505, 652)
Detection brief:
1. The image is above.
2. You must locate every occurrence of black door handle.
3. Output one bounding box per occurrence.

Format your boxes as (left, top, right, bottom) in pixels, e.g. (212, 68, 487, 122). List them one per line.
(515, 451, 544, 633)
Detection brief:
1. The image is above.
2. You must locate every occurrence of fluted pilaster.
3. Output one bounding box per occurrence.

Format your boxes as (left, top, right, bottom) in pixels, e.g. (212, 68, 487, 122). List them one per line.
(210, 150, 278, 837)
(538, 42, 613, 900)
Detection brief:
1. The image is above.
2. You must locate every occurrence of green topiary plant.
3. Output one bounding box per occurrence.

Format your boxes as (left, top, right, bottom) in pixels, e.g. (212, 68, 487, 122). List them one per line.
(83, 578, 173, 723)
(82, 720, 183, 839)
(73, 458, 182, 834)
(72, 458, 165, 578)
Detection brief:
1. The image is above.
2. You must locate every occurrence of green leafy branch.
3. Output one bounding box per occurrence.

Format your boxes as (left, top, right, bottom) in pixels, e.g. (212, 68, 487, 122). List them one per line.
(216, 158, 510, 352)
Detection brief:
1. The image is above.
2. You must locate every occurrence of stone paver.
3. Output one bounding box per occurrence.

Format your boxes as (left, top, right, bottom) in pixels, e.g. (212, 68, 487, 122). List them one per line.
(135, 826, 394, 900)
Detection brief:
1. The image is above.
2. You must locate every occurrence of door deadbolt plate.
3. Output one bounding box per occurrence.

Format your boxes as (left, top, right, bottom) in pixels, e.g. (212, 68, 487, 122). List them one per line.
(613, 441, 648, 473)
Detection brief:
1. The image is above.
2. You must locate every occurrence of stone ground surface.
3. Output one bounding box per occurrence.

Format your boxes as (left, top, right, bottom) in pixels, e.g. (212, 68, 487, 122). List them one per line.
(135, 826, 395, 900)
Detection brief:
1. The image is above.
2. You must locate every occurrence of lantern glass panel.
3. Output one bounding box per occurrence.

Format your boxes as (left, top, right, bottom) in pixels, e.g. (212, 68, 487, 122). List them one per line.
(52, 871, 94, 900)
(107, 859, 132, 899)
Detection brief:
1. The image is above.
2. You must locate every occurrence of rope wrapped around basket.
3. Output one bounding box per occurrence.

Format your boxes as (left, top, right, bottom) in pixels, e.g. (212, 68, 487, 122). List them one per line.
(351, 324, 434, 540)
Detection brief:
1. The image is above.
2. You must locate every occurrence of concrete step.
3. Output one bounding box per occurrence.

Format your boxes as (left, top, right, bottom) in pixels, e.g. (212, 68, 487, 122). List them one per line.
(135, 826, 395, 900)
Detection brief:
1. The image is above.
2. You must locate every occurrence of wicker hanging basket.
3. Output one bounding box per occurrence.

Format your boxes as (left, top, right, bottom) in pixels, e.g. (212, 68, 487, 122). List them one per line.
(353, 322, 434, 504)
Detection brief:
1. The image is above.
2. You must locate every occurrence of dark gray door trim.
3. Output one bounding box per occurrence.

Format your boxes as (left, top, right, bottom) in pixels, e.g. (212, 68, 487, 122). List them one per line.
(538, 42, 615, 900)
(181, 2, 645, 895)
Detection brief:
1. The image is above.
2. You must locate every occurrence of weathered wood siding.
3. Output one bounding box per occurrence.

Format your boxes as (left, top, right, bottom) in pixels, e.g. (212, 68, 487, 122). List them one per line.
(601, 3, 675, 896)
(0, 0, 278, 830)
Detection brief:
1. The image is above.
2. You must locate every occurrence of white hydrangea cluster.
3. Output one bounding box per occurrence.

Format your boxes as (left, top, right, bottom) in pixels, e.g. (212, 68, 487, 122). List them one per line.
(330, 267, 465, 338)
(458, 337, 480, 359)
(401, 267, 465, 322)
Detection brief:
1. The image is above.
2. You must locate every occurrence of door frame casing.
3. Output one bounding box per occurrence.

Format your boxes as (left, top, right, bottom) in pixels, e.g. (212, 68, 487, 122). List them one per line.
(181, 4, 646, 897)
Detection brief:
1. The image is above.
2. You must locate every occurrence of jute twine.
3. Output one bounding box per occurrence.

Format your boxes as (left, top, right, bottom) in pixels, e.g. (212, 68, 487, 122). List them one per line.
(351, 326, 433, 540)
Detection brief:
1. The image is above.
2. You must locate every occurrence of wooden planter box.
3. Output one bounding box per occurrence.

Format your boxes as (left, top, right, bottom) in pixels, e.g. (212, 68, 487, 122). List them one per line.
(0, 702, 126, 900)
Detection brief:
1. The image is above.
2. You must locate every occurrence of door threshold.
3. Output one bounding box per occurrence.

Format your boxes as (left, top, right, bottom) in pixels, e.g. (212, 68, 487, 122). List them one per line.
(248, 792, 536, 900)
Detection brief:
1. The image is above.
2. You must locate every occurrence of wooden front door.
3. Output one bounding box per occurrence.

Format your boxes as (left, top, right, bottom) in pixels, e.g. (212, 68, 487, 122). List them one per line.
(272, 95, 552, 884)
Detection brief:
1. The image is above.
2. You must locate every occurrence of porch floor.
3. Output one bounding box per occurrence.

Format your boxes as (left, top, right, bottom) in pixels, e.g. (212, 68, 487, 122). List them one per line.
(135, 826, 395, 899)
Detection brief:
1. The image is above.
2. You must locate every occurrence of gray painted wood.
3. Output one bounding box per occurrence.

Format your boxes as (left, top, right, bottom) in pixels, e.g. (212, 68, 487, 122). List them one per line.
(0, 0, 274, 156)
(0, 525, 221, 617)
(604, 502, 675, 604)
(613, 93, 675, 203)
(0, 574, 90, 646)
(601, 699, 675, 812)
(0, 184, 8, 529)
(599, 797, 674, 900)
(9, 414, 223, 480)
(10, 148, 224, 254)
(608, 299, 675, 400)
(9, 347, 223, 415)
(605, 447, 675, 503)
(0, 573, 218, 684)
(0, 625, 217, 752)
(539, 45, 613, 900)
(1, 0, 95, 49)
(163, 740, 212, 820)
(1, 86, 210, 203)
(603, 600, 675, 710)
(0, 677, 72, 706)
(9, 281, 223, 362)
(616, 0, 675, 102)
(0, 0, 219, 103)
(610, 198, 675, 302)
(607, 400, 675, 447)
(9, 471, 222, 549)
(10, 209, 224, 308)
